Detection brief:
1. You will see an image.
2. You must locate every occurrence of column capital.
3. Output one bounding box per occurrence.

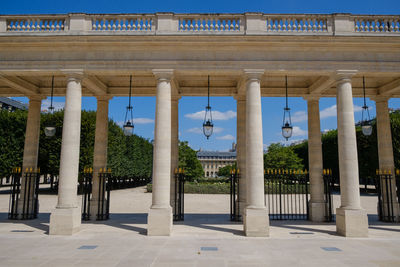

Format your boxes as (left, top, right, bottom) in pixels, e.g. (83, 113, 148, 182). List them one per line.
(303, 95, 320, 101)
(243, 69, 264, 81)
(62, 69, 85, 82)
(371, 95, 390, 103)
(234, 94, 246, 101)
(96, 95, 113, 102)
(28, 95, 46, 102)
(153, 69, 174, 81)
(171, 95, 181, 101)
(334, 70, 358, 83)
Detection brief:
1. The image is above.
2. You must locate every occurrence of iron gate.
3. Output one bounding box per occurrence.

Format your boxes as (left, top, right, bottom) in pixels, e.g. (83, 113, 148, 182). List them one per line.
(323, 169, 335, 222)
(230, 169, 240, 221)
(375, 169, 400, 222)
(264, 169, 309, 220)
(8, 167, 40, 220)
(81, 167, 111, 221)
(174, 168, 185, 221)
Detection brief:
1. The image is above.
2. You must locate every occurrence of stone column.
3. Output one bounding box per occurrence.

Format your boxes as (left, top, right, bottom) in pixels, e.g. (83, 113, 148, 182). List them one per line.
(148, 69, 173, 236)
(49, 71, 83, 235)
(18, 95, 43, 216)
(243, 70, 269, 237)
(90, 95, 111, 220)
(304, 96, 325, 222)
(335, 71, 368, 237)
(170, 96, 180, 211)
(236, 96, 246, 217)
(374, 96, 400, 221)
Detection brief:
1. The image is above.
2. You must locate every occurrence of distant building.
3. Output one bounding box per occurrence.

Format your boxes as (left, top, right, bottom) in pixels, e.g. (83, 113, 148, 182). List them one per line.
(197, 143, 236, 177)
(0, 97, 28, 112)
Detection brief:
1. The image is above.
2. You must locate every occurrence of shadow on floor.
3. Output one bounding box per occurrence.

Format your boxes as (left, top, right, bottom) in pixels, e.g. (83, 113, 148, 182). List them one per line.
(0, 212, 50, 233)
(174, 213, 244, 236)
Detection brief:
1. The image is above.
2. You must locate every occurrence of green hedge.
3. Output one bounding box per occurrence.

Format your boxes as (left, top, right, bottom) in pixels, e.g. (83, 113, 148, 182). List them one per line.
(146, 181, 309, 194)
(146, 182, 230, 194)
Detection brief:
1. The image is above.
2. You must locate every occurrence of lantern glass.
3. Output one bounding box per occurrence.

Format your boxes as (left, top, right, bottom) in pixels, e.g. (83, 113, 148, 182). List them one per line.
(123, 121, 134, 136)
(282, 123, 293, 140)
(44, 126, 56, 137)
(362, 124, 372, 136)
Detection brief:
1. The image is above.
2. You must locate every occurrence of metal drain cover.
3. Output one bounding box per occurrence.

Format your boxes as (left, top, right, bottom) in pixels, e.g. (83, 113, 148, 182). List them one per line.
(201, 247, 218, 251)
(321, 247, 341, 252)
(78, 245, 98, 250)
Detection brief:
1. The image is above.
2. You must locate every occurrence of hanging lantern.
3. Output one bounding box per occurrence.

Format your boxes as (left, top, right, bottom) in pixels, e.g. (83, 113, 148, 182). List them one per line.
(203, 75, 214, 139)
(123, 75, 134, 136)
(282, 75, 293, 140)
(44, 76, 56, 137)
(361, 76, 372, 136)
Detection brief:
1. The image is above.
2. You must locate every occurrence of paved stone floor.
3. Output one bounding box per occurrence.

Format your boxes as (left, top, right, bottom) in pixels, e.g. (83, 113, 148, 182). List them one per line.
(0, 186, 400, 266)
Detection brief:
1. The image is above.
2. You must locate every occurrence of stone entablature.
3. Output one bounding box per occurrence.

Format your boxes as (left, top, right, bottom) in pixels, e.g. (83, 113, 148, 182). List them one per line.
(0, 13, 399, 36)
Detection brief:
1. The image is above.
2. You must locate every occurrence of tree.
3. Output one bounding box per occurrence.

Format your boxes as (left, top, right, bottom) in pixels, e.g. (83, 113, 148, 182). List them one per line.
(217, 163, 237, 177)
(178, 141, 204, 181)
(264, 143, 304, 170)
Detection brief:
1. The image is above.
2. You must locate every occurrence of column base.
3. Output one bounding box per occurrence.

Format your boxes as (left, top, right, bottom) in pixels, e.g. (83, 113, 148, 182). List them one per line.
(49, 207, 81, 235)
(238, 200, 246, 220)
(88, 199, 108, 221)
(243, 207, 269, 237)
(309, 201, 326, 222)
(147, 206, 172, 236)
(336, 208, 368, 237)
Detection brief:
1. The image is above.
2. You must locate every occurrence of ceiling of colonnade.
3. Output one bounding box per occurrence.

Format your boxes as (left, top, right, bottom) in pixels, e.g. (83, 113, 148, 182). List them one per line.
(1, 72, 400, 98)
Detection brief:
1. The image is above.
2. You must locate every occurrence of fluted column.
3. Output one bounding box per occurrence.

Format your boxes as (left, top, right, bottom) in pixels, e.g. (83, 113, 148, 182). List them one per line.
(18, 95, 43, 216)
(50, 71, 83, 235)
(374, 96, 399, 221)
(90, 95, 112, 220)
(335, 70, 368, 237)
(170, 96, 180, 210)
(304, 96, 325, 222)
(236, 96, 246, 217)
(148, 69, 173, 236)
(243, 70, 269, 237)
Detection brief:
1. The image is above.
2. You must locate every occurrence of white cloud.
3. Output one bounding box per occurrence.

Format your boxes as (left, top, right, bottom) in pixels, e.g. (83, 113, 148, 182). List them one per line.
(291, 110, 307, 123)
(291, 104, 365, 123)
(116, 118, 154, 127)
(132, 118, 154, 124)
(41, 99, 64, 112)
(185, 110, 236, 120)
(216, 134, 235, 140)
(186, 127, 223, 134)
(292, 126, 307, 137)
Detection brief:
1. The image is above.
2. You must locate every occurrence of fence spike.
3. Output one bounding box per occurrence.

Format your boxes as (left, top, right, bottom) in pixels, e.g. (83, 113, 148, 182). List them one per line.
(396, 169, 400, 175)
(108, 168, 111, 173)
(388, 169, 392, 175)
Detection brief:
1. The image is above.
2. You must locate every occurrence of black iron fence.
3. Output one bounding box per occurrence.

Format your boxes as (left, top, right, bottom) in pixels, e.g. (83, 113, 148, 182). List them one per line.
(81, 167, 112, 221)
(174, 168, 185, 221)
(230, 169, 241, 222)
(8, 167, 40, 220)
(323, 169, 335, 222)
(264, 169, 309, 220)
(375, 169, 400, 222)
(81, 168, 92, 221)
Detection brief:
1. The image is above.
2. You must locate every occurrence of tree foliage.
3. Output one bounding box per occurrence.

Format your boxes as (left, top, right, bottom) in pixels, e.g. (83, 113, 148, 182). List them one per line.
(217, 163, 237, 177)
(0, 109, 153, 179)
(264, 143, 304, 170)
(178, 141, 204, 181)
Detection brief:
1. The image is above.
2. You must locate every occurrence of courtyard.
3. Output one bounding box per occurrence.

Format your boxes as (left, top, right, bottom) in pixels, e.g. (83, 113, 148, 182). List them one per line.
(0, 186, 400, 266)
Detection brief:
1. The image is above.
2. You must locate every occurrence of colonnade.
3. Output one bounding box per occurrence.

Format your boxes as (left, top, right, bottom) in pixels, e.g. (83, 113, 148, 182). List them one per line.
(15, 69, 398, 237)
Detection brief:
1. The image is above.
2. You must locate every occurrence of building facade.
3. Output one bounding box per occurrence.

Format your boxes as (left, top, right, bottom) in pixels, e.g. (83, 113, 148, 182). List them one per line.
(197, 150, 236, 177)
(0, 97, 27, 111)
(0, 13, 399, 238)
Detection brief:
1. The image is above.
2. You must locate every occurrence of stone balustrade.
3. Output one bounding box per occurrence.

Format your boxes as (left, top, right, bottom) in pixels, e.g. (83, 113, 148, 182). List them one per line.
(5, 15, 66, 32)
(90, 15, 154, 32)
(354, 16, 400, 33)
(177, 15, 243, 33)
(0, 13, 399, 36)
(265, 15, 329, 34)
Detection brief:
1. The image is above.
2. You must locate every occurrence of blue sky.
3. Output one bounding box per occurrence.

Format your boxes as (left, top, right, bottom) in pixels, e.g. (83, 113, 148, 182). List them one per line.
(4, 0, 400, 151)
